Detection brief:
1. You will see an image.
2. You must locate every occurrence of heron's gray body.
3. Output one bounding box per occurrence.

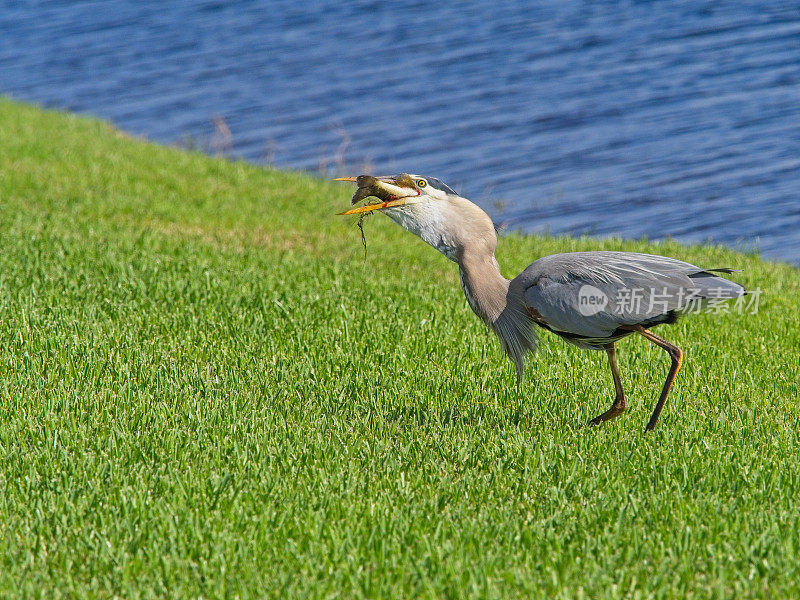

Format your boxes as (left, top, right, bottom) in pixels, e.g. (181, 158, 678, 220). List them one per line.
(517, 251, 744, 349)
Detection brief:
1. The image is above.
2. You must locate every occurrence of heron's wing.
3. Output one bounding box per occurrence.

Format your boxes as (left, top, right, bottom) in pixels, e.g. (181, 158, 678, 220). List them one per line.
(519, 251, 745, 338)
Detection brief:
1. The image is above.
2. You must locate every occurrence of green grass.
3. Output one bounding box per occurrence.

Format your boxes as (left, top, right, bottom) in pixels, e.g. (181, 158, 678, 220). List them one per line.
(1, 97, 799, 599)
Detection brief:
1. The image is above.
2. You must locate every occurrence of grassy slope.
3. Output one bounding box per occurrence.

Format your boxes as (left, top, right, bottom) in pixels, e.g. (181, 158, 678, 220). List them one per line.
(1, 97, 798, 599)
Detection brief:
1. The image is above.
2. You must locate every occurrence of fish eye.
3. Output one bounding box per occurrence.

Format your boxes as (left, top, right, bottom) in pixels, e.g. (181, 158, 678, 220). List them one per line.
(417, 179, 427, 188)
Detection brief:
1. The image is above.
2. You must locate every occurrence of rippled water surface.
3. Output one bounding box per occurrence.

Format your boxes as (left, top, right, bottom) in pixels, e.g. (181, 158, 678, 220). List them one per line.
(2, 1, 799, 263)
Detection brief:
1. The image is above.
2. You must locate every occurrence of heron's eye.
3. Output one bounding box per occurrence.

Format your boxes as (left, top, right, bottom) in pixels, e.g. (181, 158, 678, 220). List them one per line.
(417, 179, 427, 188)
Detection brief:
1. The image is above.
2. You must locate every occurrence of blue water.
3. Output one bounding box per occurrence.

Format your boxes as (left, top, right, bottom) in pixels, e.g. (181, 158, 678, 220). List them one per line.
(2, 1, 799, 263)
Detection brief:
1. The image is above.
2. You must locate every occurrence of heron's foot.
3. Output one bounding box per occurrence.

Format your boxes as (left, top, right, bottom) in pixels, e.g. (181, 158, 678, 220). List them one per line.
(588, 396, 628, 427)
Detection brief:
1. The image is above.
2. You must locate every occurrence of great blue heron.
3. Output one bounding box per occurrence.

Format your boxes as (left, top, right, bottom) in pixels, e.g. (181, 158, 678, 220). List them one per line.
(335, 174, 746, 431)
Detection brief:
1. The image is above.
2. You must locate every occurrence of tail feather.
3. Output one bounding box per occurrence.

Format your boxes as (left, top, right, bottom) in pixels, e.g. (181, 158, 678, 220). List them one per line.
(689, 267, 742, 276)
(686, 268, 746, 300)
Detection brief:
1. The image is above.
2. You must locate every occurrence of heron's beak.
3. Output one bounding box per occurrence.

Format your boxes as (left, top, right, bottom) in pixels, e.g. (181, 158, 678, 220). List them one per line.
(334, 174, 420, 215)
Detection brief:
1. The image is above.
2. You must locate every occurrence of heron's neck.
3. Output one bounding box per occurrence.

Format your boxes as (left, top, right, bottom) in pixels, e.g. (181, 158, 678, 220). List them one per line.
(385, 196, 511, 320)
(458, 243, 538, 384)
(458, 247, 510, 325)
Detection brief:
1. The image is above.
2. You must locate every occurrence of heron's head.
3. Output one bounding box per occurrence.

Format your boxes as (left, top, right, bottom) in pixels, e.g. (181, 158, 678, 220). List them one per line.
(335, 173, 494, 261)
(335, 173, 456, 214)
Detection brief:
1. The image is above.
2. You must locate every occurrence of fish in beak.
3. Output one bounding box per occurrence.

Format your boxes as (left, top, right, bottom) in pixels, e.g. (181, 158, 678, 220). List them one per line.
(334, 174, 420, 215)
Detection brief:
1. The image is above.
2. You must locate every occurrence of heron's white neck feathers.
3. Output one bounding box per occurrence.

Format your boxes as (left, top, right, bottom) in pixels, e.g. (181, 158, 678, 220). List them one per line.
(384, 195, 498, 263)
(384, 200, 461, 261)
(385, 196, 538, 381)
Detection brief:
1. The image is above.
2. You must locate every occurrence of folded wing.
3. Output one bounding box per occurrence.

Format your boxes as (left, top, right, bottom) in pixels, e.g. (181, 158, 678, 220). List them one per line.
(519, 251, 745, 339)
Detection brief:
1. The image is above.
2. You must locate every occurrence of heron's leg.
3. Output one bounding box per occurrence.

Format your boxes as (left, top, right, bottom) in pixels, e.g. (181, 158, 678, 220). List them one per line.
(632, 325, 683, 431)
(588, 343, 628, 426)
